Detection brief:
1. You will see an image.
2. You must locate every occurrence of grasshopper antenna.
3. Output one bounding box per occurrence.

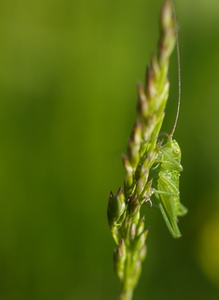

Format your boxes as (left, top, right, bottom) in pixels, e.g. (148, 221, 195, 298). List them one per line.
(170, 0, 181, 137)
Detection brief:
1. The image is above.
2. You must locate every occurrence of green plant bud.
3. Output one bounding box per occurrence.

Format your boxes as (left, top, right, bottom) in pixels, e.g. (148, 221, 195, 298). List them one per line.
(113, 239, 126, 281)
(139, 244, 147, 262)
(137, 83, 148, 117)
(107, 189, 126, 229)
(141, 180, 152, 205)
(136, 165, 148, 196)
(136, 216, 145, 236)
(145, 66, 156, 100)
(159, 32, 176, 65)
(139, 141, 149, 157)
(159, 0, 176, 65)
(151, 53, 160, 81)
(123, 155, 133, 175)
(110, 210, 127, 245)
(142, 115, 156, 142)
(142, 150, 154, 170)
(136, 176, 146, 197)
(132, 122, 142, 145)
(122, 155, 134, 194)
(128, 194, 140, 218)
(116, 187, 125, 203)
(124, 180, 137, 201)
(130, 223, 136, 240)
(133, 260, 142, 286)
(161, 0, 174, 32)
(134, 230, 148, 254)
(107, 191, 115, 228)
(147, 149, 158, 169)
(127, 122, 142, 167)
(111, 227, 119, 245)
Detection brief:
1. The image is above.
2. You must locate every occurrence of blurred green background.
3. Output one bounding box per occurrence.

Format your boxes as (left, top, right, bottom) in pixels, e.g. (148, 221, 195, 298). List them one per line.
(0, 0, 219, 299)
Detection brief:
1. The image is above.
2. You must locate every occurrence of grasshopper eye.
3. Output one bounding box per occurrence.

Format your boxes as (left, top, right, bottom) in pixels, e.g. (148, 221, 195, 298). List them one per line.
(173, 148, 180, 155)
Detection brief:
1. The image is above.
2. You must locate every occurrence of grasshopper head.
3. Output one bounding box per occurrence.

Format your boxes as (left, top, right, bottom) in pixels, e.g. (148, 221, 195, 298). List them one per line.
(159, 137, 183, 172)
(162, 138, 181, 160)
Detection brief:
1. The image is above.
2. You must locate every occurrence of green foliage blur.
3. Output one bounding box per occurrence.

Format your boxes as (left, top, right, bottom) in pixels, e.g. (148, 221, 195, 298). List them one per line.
(0, 0, 219, 299)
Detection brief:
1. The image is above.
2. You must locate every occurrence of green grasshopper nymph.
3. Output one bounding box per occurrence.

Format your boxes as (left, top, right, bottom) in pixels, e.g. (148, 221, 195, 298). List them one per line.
(151, 0, 187, 238)
(152, 136, 187, 238)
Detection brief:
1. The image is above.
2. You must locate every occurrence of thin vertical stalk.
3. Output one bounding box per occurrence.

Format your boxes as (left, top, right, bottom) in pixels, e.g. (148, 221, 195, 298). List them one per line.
(107, 1, 177, 299)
